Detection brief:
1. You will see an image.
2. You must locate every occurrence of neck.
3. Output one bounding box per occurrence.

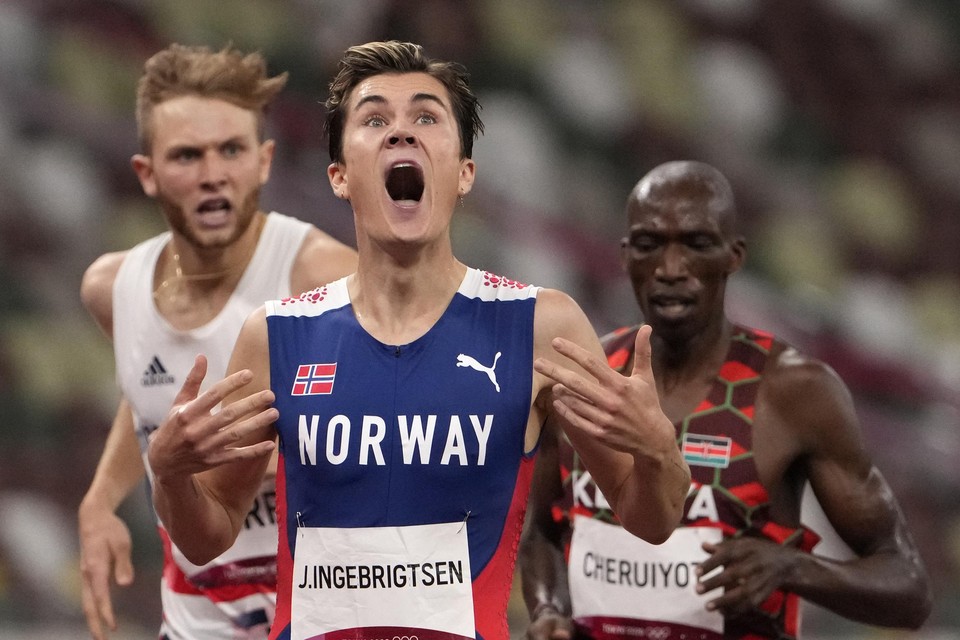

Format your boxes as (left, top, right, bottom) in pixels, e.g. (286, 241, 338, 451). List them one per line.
(653, 319, 734, 390)
(154, 212, 266, 303)
(349, 255, 467, 345)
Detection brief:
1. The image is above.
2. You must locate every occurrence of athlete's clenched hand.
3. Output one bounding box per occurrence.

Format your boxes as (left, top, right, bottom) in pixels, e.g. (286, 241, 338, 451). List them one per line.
(147, 354, 277, 481)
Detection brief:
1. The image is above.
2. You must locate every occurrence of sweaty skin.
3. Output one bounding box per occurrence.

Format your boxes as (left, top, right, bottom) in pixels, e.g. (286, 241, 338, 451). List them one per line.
(144, 44, 689, 640)
(519, 160, 931, 639)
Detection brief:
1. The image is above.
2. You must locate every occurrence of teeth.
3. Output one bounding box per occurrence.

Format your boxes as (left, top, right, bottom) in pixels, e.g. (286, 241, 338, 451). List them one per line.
(199, 199, 230, 213)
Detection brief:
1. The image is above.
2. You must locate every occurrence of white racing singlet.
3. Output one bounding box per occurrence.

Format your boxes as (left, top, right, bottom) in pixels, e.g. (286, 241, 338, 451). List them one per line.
(113, 212, 310, 639)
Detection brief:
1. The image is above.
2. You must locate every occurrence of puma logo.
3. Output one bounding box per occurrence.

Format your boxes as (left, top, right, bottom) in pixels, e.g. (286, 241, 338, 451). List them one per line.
(456, 352, 502, 392)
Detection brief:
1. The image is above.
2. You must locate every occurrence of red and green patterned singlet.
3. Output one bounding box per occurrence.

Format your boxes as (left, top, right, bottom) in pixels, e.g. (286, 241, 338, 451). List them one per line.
(556, 325, 819, 640)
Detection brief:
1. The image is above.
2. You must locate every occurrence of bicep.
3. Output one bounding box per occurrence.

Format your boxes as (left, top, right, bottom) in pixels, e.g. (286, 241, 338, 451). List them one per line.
(787, 365, 903, 556)
(532, 290, 634, 492)
(201, 308, 276, 514)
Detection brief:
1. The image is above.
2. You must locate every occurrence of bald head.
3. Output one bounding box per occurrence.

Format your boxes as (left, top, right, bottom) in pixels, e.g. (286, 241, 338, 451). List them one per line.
(628, 161, 738, 237)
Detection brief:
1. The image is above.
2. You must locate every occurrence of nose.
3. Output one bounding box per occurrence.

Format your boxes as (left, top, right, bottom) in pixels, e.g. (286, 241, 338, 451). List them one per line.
(198, 151, 228, 188)
(654, 243, 688, 282)
(387, 127, 417, 147)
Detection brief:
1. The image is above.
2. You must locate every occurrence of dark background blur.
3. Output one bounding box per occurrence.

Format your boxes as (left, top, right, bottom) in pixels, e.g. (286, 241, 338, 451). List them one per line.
(1, 1, 958, 638)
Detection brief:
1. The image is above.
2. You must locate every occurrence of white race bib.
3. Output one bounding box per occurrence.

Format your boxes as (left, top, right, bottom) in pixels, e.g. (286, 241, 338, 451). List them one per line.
(292, 522, 475, 640)
(568, 516, 723, 638)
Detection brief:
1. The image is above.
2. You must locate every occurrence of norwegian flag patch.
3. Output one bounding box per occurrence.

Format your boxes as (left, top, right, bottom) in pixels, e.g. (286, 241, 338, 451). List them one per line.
(291, 363, 337, 396)
(681, 433, 732, 468)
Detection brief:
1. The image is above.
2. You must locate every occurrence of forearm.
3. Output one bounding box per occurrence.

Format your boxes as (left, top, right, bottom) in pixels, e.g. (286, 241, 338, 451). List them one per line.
(612, 442, 690, 544)
(151, 473, 241, 565)
(80, 401, 145, 518)
(518, 526, 571, 618)
(786, 548, 932, 628)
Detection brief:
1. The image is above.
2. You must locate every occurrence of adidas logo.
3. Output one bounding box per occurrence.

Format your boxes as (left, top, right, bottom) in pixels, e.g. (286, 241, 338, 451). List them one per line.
(141, 356, 175, 387)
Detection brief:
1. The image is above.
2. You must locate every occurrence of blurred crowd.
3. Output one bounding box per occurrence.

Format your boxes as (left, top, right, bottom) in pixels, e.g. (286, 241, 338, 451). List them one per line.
(0, 0, 958, 637)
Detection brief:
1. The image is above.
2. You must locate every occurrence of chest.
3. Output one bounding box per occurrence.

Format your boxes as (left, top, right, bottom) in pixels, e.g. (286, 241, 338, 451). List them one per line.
(267, 300, 537, 524)
(153, 285, 236, 331)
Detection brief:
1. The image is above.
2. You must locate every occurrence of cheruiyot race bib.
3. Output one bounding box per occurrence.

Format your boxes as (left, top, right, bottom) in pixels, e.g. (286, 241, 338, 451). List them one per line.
(292, 522, 474, 640)
(568, 516, 723, 640)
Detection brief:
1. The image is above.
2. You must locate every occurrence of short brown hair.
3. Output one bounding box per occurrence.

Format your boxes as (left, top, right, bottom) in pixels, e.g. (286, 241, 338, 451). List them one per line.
(135, 43, 288, 152)
(324, 41, 483, 163)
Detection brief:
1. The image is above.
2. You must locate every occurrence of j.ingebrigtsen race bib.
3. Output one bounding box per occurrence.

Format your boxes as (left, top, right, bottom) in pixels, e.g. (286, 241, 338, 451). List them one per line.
(292, 522, 474, 640)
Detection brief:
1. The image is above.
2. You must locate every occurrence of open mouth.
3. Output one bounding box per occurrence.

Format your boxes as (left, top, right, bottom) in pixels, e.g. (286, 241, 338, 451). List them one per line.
(198, 197, 232, 213)
(649, 294, 695, 317)
(385, 163, 425, 204)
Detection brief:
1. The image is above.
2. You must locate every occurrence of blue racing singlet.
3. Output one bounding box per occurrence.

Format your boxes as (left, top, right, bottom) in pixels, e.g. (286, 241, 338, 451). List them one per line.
(265, 268, 539, 640)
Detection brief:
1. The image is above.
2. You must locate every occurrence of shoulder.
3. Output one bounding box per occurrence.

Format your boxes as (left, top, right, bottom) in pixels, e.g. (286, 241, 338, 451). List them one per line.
(80, 250, 129, 334)
(290, 226, 358, 295)
(759, 344, 859, 446)
(534, 288, 601, 355)
(534, 288, 588, 333)
(764, 346, 853, 405)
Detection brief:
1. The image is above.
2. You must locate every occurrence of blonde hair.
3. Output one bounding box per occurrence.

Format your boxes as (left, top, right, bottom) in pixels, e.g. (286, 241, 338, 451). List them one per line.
(136, 43, 288, 152)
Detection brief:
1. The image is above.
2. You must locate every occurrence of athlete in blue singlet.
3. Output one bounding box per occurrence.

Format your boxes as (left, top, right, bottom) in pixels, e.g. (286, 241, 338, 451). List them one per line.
(143, 41, 691, 640)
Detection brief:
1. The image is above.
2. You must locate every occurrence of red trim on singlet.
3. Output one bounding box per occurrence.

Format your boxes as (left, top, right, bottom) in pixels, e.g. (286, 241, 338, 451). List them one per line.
(157, 528, 275, 602)
(472, 454, 535, 640)
(271, 454, 293, 639)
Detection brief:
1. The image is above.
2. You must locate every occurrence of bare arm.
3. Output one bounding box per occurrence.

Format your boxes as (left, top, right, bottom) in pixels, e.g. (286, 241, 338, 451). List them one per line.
(146, 309, 278, 565)
(518, 420, 574, 640)
(697, 354, 932, 628)
(532, 290, 689, 544)
(78, 399, 143, 640)
(78, 252, 144, 639)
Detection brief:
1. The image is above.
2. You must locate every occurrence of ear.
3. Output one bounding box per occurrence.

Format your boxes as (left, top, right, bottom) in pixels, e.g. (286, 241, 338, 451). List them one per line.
(728, 235, 747, 274)
(457, 158, 476, 196)
(327, 162, 349, 200)
(258, 139, 276, 186)
(619, 237, 630, 273)
(131, 154, 157, 198)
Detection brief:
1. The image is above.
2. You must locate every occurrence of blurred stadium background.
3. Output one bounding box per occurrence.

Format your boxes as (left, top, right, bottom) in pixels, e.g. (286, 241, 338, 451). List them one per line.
(1, 0, 958, 638)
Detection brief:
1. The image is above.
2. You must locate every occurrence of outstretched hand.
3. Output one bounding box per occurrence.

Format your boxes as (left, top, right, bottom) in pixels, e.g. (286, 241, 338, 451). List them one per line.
(146, 355, 277, 481)
(533, 324, 672, 455)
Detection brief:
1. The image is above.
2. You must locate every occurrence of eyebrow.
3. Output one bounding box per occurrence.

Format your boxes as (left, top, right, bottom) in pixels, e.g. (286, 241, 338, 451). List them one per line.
(353, 92, 448, 112)
(163, 136, 248, 157)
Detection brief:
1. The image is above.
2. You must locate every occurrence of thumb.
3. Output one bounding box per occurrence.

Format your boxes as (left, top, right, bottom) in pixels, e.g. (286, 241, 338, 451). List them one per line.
(171, 354, 208, 409)
(630, 324, 655, 383)
(114, 551, 134, 586)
